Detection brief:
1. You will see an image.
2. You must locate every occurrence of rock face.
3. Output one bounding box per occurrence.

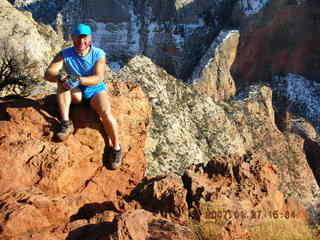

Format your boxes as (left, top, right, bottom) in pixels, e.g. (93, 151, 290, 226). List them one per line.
(9, 0, 67, 25)
(237, 0, 270, 16)
(111, 56, 318, 208)
(112, 56, 246, 176)
(58, 0, 234, 79)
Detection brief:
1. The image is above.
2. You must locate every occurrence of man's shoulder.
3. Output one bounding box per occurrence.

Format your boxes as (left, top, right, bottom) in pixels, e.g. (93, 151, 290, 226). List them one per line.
(91, 46, 106, 55)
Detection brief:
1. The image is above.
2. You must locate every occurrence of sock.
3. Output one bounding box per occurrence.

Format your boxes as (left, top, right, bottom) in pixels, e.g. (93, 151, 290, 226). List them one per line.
(114, 145, 121, 151)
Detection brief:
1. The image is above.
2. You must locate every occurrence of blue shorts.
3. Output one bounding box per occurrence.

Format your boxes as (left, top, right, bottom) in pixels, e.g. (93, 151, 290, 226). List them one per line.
(78, 82, 107, 100)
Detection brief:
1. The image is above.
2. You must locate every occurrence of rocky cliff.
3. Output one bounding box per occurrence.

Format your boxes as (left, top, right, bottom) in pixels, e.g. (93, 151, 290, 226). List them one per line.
(1, 56, 319, 239)
(2, 0, 320, 239)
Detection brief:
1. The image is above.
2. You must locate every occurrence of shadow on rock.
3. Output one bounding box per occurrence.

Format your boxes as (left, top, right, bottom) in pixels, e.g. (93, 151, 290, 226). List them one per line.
(65, 222, 114, 240)
(304, 138, 320, 185)
(0, 94, 59, 128)
(70, 202, 120, 222)
(127, 174, 189, 222)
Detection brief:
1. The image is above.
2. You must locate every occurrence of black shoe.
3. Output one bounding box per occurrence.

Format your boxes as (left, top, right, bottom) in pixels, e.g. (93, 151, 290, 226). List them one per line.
(110, 147, 123, 170)
(56, 120, 74, 141)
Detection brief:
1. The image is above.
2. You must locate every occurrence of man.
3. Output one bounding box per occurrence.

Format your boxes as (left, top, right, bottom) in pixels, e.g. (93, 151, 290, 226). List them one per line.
(44, 23, 122, 170)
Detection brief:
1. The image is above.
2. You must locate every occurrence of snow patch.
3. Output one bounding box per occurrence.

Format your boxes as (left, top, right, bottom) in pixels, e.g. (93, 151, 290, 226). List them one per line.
(127, 5, 141, 55)
(274, 73, 320, 123)
(239, 0, 269, 16)
(109, 61, 123, 73)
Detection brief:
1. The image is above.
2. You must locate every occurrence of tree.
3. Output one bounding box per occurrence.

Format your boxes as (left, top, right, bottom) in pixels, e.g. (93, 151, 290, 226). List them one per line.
(0, 38, 38, 96)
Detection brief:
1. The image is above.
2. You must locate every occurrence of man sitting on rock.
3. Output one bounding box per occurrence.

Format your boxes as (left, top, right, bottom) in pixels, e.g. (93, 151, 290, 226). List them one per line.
(44, 23, 122, 170)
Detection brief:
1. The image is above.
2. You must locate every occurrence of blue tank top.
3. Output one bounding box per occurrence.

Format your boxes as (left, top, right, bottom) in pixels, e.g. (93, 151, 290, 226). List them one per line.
(62, 46, 106, 76)
(61, 46, 107, 99)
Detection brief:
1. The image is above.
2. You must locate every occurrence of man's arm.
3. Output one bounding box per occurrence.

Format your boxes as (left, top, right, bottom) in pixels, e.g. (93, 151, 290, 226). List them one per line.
(44, 52, 64, 82)
(79, 56, 106, 86)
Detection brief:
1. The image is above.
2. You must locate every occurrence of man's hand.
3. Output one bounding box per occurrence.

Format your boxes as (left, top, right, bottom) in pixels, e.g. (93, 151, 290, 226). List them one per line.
(62, 75, 80, 90)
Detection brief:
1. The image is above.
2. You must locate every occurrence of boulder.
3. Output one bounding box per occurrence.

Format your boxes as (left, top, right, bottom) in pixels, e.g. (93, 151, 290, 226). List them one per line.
(0, 0, 63, 74)
(113, 209, 195, 240)
(131, 173, 189, 222)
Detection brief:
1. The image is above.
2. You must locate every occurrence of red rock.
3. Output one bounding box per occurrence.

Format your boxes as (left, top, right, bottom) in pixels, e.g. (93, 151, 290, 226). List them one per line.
(231, 1, 320, 86)
(0, 82, 151, 237)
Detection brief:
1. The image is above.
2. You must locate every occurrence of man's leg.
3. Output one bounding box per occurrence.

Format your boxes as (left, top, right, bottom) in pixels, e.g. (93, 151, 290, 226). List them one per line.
(57, 84, 82, 121)
(90, 90, 122, 169)
(89, 90, 120, 149)
(56, 84, 82, 140)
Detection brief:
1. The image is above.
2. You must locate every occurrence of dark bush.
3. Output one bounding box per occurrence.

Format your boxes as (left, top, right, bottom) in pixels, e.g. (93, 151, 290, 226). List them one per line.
(0, 38, 38, 96)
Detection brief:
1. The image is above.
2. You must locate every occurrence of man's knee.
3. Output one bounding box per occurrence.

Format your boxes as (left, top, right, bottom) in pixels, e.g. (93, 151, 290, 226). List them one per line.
(98, 106, 113, 119)
(57, 83, 67, 94)
(90, 92, 112, 116)
(71, 87, 82, 104)
(71, 96, 82, 104)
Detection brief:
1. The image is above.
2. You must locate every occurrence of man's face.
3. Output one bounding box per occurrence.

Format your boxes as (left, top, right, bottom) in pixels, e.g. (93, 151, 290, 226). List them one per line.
(72, 34, 92, 52)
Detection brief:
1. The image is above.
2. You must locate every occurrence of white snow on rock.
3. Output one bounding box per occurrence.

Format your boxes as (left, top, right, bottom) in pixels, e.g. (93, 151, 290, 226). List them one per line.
(239, 0, 269, 15)
(274, 73, 320, 123)
(108, 61, 123, 73)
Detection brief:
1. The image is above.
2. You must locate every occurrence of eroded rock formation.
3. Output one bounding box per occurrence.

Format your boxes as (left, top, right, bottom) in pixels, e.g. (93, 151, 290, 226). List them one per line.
(1, 0, 62, 74)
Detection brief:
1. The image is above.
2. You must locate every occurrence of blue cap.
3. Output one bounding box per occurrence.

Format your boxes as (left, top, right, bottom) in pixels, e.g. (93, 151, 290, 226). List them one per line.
(72, 24, 92, 36)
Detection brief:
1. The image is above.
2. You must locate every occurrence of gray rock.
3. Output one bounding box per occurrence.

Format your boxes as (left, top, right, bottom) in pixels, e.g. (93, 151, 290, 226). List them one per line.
(112, 56, 246, 176)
